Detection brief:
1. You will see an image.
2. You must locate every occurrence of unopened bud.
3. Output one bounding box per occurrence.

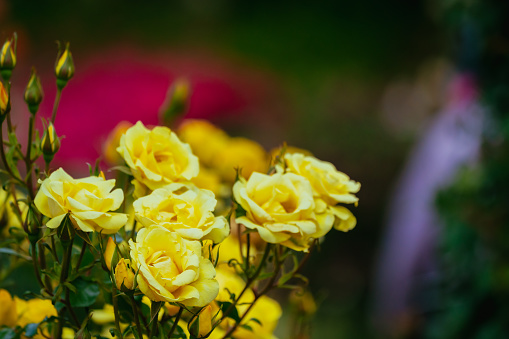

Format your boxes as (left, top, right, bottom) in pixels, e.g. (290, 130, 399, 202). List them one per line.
(160, 78, 190, 126)
(41, 122, 60, 163)
(24, 68, 44, 114)
(190, 304, 213, 338)
(0, 34, 17, 81)
(114, 258, 135, 290)
(0, 82, 8, 115)
(104, 237, 116, 271)
(55, 42, 74, 90)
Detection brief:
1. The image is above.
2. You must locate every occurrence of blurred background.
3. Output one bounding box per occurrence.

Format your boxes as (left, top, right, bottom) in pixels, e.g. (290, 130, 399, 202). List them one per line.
(2, 0, 509, 338)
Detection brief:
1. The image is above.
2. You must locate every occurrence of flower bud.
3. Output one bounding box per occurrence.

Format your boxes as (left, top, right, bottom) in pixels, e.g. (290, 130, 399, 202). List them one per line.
(0, 82, 8, 115)
(24, 68, 44, 114)
(114, 258, 135, 290)
(55, 42, 74, 90)
(0, 35, 16, 81)
(160, 78, 190, 126)
(41, 122, 60, 163)
(190, 304, 213, 338)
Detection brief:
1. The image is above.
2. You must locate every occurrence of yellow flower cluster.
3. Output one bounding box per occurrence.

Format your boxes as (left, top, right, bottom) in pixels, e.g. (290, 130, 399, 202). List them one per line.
(234, 151, 360, 251)
(111, 121, 228, 308)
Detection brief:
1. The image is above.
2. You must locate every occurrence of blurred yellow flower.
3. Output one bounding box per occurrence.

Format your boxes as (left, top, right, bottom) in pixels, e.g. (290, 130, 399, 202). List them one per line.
(117, 121, 199, 191)
(214, 137, 268, 182)
(103, 121, 133, 165)
(280, 152, 360, 232)
(191, 166, 223, 197)
(0, 289, 17, 327)
(233, 172, 319, 251)
(129, 225, 218, 307)
(134, 182, 229, 243)
(34, 168, 128, 234)
(15, 297, 57, 327)
(178, 119, 229, 167)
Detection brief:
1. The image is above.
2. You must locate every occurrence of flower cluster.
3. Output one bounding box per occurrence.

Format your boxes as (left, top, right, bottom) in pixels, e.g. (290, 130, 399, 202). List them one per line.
(0, 37, 360, 339)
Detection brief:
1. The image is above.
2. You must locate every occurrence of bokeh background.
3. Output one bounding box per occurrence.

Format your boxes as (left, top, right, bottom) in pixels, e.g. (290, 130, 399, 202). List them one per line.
(2, 0, 509, 338)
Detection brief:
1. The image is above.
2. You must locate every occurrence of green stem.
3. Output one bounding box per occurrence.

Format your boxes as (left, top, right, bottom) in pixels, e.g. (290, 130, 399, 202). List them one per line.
(111, 286, 124, 339)
(30, 240, 45, 291)
(129, 294, 144, 339)
(168, 307, 183, 338)
(149, 301, 162, 338)
(51, 87, 62, 124)
(74, 241, 87, 275)
(25, 115, 35, 200)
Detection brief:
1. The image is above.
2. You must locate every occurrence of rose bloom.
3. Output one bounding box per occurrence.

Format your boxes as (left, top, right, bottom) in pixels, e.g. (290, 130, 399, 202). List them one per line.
(279, 152, 360, 232)
(34, 168, 127, 234)
(117, 121, 199, 192)
(129, 225, 218, 307)
(233, 172, 322, 251)
(133, 182, 229, 243)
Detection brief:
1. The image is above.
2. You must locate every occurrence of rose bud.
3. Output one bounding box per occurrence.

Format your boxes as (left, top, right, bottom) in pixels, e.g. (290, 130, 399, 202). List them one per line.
(24, 68, 44, 114)
(160, 78, 190, 126)
(0, 34, 16, 81)
(41, 122, 60, 163)
(55, 42, 75, 89)
(114, 258, 135, 290)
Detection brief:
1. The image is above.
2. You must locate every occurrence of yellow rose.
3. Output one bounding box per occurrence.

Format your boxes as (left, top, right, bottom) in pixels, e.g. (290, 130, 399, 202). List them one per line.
(34, 168, 128, 234)
(280, 152, 360, 232)
(115, 258, 135, 290)
(117, 121, 199, 191)
(15, 297, 57, 327)
(0, 289, 17, 327)
(233, 172, 319, 251)
(214, 137, 268, 182)
(177, 119, 229, 167)
(133, 182, 229, 243)
(129, 225, 218, 307)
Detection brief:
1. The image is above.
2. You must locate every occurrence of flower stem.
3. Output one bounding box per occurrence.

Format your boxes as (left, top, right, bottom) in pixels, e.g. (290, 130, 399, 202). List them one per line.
(168, 307, 183, 337)
(129, 294, 143, 339)
(111, 285, 124, 339)
(51, 87, 62, 124)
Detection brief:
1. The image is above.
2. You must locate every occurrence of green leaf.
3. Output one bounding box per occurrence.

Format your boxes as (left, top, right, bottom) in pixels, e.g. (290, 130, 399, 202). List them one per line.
(0, 247, 31, 260)
(68, 277, 100, 307)
(240, 324, 253, 332)
(24, 323, 39, 337)
(0, 327, 18, 339)
(217, 301, 240, 322)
